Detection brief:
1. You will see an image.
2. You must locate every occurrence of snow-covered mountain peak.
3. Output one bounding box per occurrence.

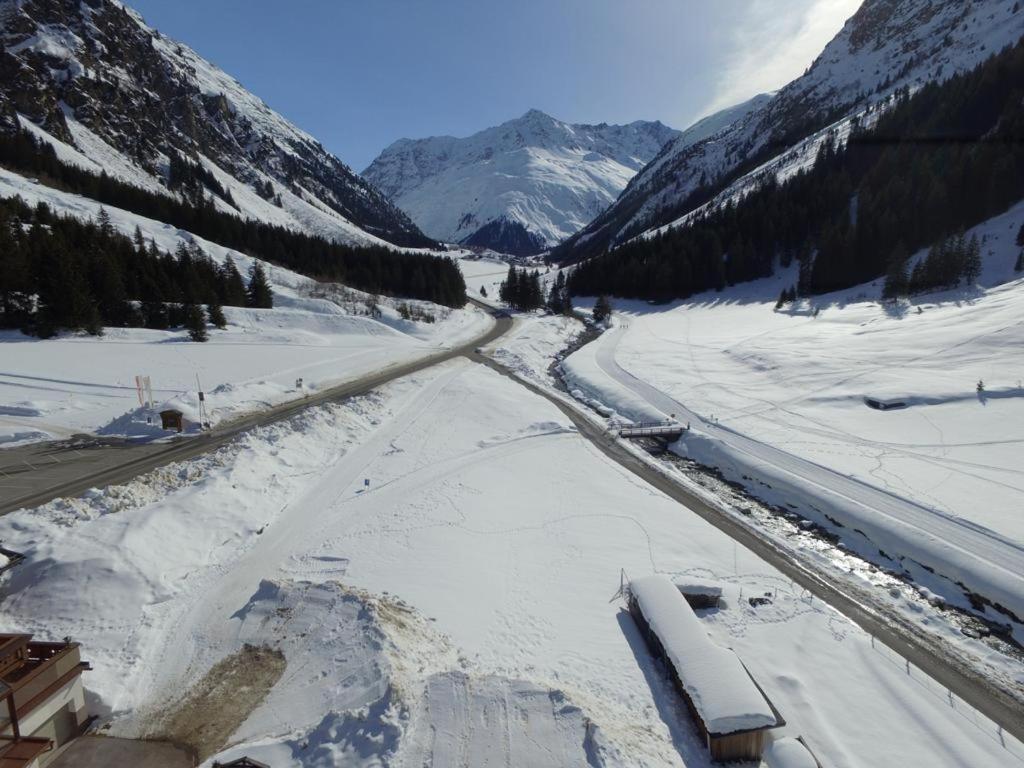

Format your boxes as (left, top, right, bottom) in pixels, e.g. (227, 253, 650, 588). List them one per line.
(363, 112, 680, 254)
(0, 0, 433, 248)
(555, 0, 1024, 261)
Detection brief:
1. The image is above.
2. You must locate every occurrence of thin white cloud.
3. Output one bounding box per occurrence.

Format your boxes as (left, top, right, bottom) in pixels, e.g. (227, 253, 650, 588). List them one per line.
(700, 0, 863, 117)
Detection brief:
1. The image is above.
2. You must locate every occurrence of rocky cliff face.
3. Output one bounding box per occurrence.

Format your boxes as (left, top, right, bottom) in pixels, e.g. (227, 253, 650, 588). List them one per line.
(555, 0, 1024, 261)
(363, 109, 680, 254)
(0, 0, 434, 248)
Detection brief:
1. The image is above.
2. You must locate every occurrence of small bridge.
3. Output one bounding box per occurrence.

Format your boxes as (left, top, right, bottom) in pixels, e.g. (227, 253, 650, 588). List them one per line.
(618, 421, 687, 440)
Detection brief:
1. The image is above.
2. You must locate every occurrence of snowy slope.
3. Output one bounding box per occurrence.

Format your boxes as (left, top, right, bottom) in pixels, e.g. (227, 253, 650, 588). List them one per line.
(0, 0, 432, 247)
(557, 0, 1024, 259)
(0, 168, 489, 445)
(363, 110, 679, 254)
(562, 203, 1024, 624)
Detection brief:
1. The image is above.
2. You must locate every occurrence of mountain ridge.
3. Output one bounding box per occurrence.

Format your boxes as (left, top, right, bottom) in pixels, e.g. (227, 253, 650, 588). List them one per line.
(362, 109, 680, 254)
(0, 0, 434, 248)
(553, 0, 1024, 262)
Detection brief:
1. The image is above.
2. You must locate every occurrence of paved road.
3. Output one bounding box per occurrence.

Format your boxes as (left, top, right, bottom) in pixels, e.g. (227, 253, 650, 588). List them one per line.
(2, 300, 1019, 742)
(592, 324, 1024, 620)
(0, 302, 509, 516)
(473, 353, 1024, 746)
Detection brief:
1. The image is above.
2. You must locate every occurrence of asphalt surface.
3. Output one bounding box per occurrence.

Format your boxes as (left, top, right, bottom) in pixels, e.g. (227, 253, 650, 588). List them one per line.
(0, 301, 510, 516)
(1, 299, 1019, 743)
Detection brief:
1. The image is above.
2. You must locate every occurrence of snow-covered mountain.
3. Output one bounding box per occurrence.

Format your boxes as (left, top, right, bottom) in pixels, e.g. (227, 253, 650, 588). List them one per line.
(362, 110, 680, 255)
(0, 0, 433, 248)
(555, 0, 1024, 261)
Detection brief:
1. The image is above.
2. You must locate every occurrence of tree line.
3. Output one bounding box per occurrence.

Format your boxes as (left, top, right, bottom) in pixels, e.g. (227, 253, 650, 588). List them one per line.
(568, 37, 1024, 303)
(0, 197, 272, 338)
(0, 128, 465, 307)
(499, 266, 545, 310)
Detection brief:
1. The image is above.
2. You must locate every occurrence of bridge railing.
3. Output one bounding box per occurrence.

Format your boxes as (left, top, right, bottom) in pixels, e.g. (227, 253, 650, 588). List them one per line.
(618, 421, 687, 438)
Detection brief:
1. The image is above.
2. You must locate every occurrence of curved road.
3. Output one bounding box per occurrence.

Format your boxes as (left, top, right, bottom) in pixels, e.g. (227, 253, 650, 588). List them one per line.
(1, 300, 1020, 741)
(0, 301, 510, 516)
(593, 324, 1024, 619)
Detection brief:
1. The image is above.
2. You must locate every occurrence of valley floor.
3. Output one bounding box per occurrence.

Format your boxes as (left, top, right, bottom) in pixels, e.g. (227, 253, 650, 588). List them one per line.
(560, 207, 1024, 638)
(1, 356, 1019, 767)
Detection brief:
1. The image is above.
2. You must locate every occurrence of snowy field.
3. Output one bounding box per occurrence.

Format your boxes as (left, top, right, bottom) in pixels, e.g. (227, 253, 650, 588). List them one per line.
(562, 204, 1024, 626)
(0, 169, 490, 445)
(0, 360, 1019, 767)
(456, 252, 513, 302)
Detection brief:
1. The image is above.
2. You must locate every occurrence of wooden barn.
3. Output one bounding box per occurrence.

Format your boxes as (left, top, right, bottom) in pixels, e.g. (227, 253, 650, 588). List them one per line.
(627, 576, 783, 762)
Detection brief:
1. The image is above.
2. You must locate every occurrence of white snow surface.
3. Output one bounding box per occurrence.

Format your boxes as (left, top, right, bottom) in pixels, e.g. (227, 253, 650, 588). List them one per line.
(0, 361, 1019, 767)
(564, 205, 1024, 623)
(0, 169, 488, 444)
(763, 737, 819, 768)
(629, 575, 777, 735)
(363, 110, 679, 248)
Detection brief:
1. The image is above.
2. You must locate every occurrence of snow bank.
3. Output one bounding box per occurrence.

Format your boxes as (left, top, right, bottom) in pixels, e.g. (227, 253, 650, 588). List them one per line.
(675, 427, 1024, 622)
(563, 212, 1024, 622)
(629, 575, 777, 735)
(560, 323, 660, 424)
(489, 313, 582, 386)
(764, 737, 819, 768)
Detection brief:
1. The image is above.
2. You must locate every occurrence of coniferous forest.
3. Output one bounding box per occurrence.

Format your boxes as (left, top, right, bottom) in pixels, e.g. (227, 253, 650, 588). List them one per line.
(0, 196, 274, 337)
(568, 37, 1024, 303)
(0, 129, 466, 313)
(498, 266, 545, 311)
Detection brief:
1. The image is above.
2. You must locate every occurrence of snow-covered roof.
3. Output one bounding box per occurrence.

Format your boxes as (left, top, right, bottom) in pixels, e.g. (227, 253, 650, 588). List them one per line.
(629, 575, 778, 735)
(674, 579, 722, 597)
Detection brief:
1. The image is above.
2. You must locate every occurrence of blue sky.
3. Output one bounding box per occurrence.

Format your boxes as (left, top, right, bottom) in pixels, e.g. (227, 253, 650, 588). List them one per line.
(128, 0, 862, 172)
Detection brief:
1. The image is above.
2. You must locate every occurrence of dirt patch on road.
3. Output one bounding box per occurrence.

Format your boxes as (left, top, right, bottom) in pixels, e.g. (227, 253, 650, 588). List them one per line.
(148, 644, 286, 760)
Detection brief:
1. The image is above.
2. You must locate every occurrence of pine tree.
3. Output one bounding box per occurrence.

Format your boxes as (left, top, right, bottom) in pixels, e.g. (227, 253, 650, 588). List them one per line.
(775, 289, 786, 310)
(1015, 251, 1024, 272)
(220, 256, 247, 306)
(593, 295, 612, 324)
(246, 262, 273, 308)
(96, 207, 113, 237)
(882, 245, 909, 299)
(962, 234, 982, 284)
(1016, 223, 1024, 248)
(142, 299, 168, 329)
(185, 303, 208, 342)
(207, 301, 227, 329)
(796, 251, 813, 297)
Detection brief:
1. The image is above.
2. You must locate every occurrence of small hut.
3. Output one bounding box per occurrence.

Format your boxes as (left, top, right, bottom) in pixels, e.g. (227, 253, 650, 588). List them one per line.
(628, 575, 783, 762)
(212, 758, 271, 768)
(159, 409, 184, 433)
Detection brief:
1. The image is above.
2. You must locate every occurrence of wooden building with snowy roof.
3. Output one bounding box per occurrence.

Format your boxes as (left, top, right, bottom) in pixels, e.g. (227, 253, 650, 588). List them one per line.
(0, 633, 91, 768)
(627, 575, 784, 762)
